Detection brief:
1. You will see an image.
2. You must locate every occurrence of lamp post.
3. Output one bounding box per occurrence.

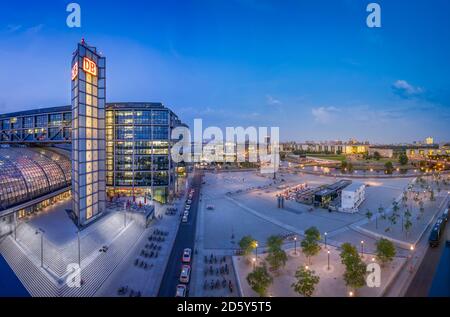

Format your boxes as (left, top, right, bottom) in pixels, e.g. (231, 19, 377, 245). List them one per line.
(360, 240, 364, 258)
(324, 232, 328, 248)
(409, 245, 415, 273)
(35, 228, 45, 268)
(252, 257, 256, 269)
(294, 236, 297, 255)
(327, 250, 330, 270)
(255, 241, 258, 261)
(77, 230, 81, 268)
(14, 212, 17, 241)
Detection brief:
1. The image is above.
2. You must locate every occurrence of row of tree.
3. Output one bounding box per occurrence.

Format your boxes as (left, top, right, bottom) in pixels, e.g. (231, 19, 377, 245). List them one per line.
(243, 228, 396, 297)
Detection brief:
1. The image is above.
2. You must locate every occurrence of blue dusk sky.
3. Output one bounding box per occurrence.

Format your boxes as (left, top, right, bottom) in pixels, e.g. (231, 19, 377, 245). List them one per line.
(0, 0, 449, 143)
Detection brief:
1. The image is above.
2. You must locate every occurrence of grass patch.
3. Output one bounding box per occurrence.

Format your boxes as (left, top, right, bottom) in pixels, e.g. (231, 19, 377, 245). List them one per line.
(307, 154, 347, 162)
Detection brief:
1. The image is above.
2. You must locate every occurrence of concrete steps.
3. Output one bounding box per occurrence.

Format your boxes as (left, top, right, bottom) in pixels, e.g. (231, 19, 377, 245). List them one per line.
(60, 221, 143, 297)
(0, 219, 144, 297)
(0, 236, 58, 297)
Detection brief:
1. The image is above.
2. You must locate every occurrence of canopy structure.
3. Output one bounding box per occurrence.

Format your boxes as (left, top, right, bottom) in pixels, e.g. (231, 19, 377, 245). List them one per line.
(0, 147, 71, 211)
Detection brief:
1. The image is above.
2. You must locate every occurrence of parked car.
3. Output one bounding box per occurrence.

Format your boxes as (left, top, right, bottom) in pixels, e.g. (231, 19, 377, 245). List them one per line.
(442, 209, 448, 222)
(182, 248, 192, 263)
(180, 265, 191, 283)
(186, 199, 192, 205)
(182, 215, 188, 223)
(175, 284, 187, 297)
(429, 226, 441, 247)
(429, 219, 444, 247)
(185, 204, 191, 211)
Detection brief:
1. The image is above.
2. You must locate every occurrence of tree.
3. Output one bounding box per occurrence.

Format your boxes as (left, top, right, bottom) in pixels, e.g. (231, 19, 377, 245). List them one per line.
(340, 243, 367, 292)
(385, 161, 394, 174)
(291, 266, 320, 297)
(247, 264, 273, 297)
(399, 153, 409, 166)
(341, 161, 348, 171)
(347, 162, 354, 173)
(239, 236, 257, 257)
(378, 205, 386, 220)
(373, 151, 381, 161)
(267, 235, 283, 251)
(365, 210, 373, 223)
(266, 235, 287, 270)
(375, 238, 396, 266)
(301, 227, 322, 264)
(266, 249, 288, 271)
(404, 218, 413, 238)
(419, 201, 425, 220)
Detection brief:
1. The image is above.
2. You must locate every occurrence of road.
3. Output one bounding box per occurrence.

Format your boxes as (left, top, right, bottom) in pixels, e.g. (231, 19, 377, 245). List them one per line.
(405, 217, 450, 297)
(158, 171, 202, 297)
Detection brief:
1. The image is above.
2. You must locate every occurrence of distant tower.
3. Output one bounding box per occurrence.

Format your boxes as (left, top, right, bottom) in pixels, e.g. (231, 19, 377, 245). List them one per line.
(425, 137, 434, 145)
(71, 40, 106, 226)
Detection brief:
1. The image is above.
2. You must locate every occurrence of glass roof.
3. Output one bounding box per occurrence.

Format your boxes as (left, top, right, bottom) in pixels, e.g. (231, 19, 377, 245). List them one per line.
(0, 147, 71, 211)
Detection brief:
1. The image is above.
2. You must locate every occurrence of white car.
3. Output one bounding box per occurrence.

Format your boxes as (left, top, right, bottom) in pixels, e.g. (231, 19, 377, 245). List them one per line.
(183, 210, 189, 217)
(185, 204, 191, 211)
(180, 265, 191, 283)
(182, 215, 188, 223)
(182, 248, 192, 263)
(175, 284, 187, 297)
(186, 199, 192, 205)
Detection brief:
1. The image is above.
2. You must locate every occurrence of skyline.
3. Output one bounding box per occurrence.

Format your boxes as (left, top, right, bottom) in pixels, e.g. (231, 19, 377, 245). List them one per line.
(1, 0, 449, 143)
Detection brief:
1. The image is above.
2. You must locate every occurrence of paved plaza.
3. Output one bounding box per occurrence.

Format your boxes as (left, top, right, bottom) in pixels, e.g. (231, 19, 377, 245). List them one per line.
(200, 170, 415, 251)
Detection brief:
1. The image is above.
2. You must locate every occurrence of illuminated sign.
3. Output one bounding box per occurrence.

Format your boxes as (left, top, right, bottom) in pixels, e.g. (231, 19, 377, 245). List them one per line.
(71, 62, 78, 80)
(83, 57, 97, 77)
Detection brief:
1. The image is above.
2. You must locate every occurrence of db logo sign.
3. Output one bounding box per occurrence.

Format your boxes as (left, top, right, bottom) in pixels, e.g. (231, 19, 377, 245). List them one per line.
(83, 57, 97, 77)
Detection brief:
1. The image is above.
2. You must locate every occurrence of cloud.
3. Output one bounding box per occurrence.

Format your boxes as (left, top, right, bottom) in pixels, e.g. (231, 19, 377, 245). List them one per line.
(311, 106, 339, 123)
(25, 24, 44, 35)
(392, 80, 424, 99)
(3, 24, 44, 35)
(6, 24, 22, 33)
(266, 95, 282, 106)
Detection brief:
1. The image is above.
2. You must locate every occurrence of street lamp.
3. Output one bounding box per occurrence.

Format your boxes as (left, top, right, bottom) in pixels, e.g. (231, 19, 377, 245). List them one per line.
(324, 232, 328, 248)
(349, 291, 354, 297)
(294, 236, 297, 255)
(35, 228, 45, 268)
(255, 241, 259, 260)
(327, 250, 330, 270)
(360, 240, 364, 258)
(305, 265, 309, 271)
(252, 257, 256, 269)
(77, 230, 81, 268)
(409, 245, 415, 273)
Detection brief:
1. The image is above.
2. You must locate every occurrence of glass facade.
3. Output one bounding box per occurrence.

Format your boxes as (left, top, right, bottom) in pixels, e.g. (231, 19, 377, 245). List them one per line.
(0, 147, 71, 211)
(0, 107, 181, 209)
(0, 108, 72, 142)
(1, 105, 184, 208)
(71, 41, 106, 226)
(105, 103, 177, 204)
